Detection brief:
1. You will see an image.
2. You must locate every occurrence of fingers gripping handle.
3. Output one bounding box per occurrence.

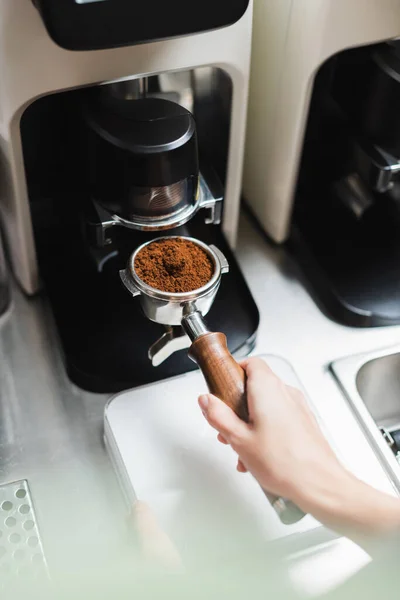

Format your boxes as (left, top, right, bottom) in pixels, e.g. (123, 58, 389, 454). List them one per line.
(188, 332, 306, 526)
(189, 332, 249, 422)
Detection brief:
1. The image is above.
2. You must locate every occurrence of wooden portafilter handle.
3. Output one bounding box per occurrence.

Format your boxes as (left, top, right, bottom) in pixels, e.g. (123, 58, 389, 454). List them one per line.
(186, 327, 306, 526)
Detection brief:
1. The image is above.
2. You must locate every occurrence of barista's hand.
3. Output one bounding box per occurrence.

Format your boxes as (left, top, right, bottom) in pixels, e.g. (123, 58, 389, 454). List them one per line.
(198, 357, 400, 541)
(199, 357, 344, 504)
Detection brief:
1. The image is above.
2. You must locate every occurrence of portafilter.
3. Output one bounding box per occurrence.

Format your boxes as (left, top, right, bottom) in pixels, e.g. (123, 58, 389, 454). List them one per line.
(120, 236, 306, 525)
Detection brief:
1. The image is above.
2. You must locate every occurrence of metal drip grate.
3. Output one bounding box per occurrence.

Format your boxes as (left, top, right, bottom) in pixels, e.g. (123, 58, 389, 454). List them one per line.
(0, 480, 48, 589)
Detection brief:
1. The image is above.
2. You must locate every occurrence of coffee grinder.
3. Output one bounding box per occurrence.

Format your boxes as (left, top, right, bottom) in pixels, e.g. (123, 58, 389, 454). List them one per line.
(0, 0, 259, 392)
(244, 0, 400, 327)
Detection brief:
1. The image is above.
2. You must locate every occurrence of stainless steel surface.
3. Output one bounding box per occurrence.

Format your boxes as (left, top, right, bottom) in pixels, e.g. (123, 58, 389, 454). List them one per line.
(0, 289, 126, 575)
(0, 229, 9, 317)
(353, 139, 400, 194)
(210, 245, 229, 273)
(1, 213, 400, 591)
(0, 480, 48, 588)
(331, 346, 400, 493)
(181, 310, 210, 342)
(122, 237, 227, 326)
(107, 79, 144, 101)
(333, 173, 374, 219)
(139, 77, 148, 98)
(357, 352, 400, 427)
(148, 326, 191, 366)
(379, 427, 400, 464)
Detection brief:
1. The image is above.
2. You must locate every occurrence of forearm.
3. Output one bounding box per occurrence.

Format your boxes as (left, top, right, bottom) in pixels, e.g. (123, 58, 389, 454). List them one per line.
(291, 469, 400, 554)
(199, 358, 400, 557)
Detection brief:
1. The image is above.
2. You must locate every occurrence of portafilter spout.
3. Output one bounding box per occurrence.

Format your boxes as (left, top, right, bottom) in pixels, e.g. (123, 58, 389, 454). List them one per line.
(120, 236, 306, 525)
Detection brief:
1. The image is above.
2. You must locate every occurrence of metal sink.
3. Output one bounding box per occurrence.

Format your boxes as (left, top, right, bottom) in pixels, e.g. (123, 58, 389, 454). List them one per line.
(357, 353, 400, 429)
(331, 346, 400, 492)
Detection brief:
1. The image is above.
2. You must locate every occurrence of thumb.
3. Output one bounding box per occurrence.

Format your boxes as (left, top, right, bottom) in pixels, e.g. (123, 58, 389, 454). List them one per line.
(199, 394, 248, 443)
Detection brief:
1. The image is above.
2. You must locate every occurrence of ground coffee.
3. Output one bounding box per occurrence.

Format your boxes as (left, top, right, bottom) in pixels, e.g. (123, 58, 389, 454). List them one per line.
(134, 238, 214, 293)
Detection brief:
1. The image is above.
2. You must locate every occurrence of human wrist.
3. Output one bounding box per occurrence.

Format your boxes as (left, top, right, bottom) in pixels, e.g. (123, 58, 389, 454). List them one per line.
(287, 464, 357, 525)
(290, 466, 400, 539)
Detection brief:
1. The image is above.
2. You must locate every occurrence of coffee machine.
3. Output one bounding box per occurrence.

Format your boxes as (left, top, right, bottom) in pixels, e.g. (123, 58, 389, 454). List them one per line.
(244, 0, 400, 327)
(0, 0, 258, 392)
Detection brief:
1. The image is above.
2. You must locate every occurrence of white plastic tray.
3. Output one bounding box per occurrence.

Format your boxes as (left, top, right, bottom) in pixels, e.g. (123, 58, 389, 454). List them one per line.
(104, 355, 333, 559)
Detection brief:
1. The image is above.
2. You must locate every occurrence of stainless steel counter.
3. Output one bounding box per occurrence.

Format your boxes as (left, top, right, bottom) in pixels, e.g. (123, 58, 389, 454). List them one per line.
(1, 213, 400, 591)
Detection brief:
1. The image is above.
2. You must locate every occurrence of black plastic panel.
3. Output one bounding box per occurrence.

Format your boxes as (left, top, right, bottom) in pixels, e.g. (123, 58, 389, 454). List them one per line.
(21, 88, 258, 393)
(289, 215, 400, 328)
(290, 45, 400, 327)
(35, 0, 250, 51)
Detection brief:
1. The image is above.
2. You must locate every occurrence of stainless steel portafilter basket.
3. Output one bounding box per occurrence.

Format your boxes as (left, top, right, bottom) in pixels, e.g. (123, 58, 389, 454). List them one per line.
(120, 237, 228, 328)
(120, 236, 306, 525)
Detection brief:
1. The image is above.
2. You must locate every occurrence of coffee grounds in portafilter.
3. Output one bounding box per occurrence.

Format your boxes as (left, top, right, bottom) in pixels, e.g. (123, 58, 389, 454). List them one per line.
(134, 238, 214, 293)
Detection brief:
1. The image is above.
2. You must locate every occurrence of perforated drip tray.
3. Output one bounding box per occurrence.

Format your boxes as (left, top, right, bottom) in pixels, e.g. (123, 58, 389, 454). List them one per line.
(0, 480, 48, 590)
